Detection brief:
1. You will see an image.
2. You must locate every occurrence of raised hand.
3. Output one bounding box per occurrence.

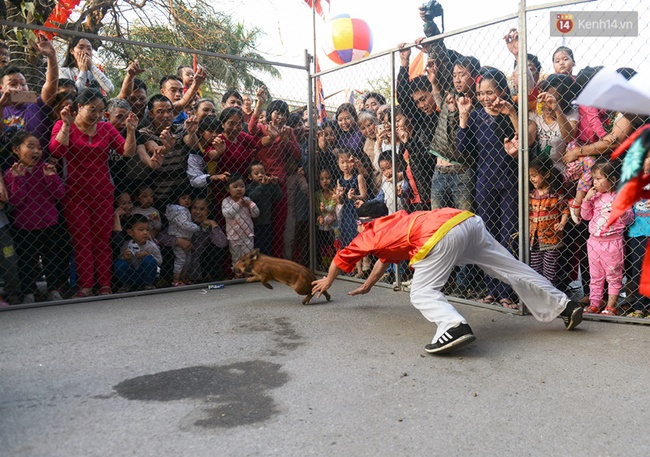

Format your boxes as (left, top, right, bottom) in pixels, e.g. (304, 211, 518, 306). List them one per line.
(60, 105, 75, 126)
(537, 91, 558, 113)
(10, 162, 26, 177)
(33, 36, 56, 59)
(493, 96, 515, 116)
(150, 147, 165, 168)
(193, 66, 207, 86)
(503, 28, 519, 57)
(504, 134, 519, 158)
(43, 163, 57, 177)
(212, 135, 226, 156)
(456, 96, 472, 117)
(256, 86, 268, 106)
(397, 42, 411, 65)
(184, 114, 198, 135)
(159, 127, 175, 151)
(445, 93, 457, 112)
(126, 60, 144, 77)
(211, 171, 230, 182)
(125, 112, 139, 132)
(78, 52, 91, 71)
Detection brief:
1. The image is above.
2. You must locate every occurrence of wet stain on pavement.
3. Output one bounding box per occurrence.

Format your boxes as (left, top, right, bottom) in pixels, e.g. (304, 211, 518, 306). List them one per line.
(238, 316, 305, 354)
(113, 360, 288, 428)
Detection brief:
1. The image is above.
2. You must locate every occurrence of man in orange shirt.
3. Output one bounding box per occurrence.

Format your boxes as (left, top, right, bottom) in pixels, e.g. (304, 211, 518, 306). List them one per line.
(312, 201, 583, 355)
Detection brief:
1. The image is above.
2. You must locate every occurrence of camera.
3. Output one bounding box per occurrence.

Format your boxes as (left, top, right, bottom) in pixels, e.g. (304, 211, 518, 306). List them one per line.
(422, 0, 444, 21)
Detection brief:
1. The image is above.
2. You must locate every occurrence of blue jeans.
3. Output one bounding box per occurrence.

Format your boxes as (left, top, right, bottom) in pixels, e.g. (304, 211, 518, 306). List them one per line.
(430, 169, 477, 288)
(114, 255, 158, 288)
(430, 168, 474, 212)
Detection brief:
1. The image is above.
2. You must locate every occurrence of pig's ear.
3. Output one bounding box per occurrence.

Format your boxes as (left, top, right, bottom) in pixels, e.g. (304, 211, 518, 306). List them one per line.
(251, 248, 260, 260)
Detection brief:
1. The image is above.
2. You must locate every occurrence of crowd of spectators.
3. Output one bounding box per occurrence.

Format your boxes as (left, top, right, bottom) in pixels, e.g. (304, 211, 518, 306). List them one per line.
(0, 12, 647, 320)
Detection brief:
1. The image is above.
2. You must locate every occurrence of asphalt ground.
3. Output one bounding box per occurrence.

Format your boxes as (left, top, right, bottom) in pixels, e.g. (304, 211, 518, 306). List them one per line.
(1, 279, 649, 457)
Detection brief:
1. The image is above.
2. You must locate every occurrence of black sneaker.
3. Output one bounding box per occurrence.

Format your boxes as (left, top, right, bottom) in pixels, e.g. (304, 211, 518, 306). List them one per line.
(560, 300, 583, 331)
(424, 323, 476, 354)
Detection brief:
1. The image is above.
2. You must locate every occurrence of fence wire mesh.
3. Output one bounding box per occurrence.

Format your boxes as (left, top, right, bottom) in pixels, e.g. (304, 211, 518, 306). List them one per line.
(312, 0, 650, 323)
(0, 0, 648, 326)
(0, 23, 308, 304)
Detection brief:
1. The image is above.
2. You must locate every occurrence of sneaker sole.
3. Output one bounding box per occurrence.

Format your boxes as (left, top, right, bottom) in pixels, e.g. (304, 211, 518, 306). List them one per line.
(425, 333, 476, 354)
(565, 306, 583, 331)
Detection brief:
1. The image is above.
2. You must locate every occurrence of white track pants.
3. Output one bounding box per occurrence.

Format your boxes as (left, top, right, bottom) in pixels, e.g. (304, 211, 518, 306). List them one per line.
(409, 216, 569, 343)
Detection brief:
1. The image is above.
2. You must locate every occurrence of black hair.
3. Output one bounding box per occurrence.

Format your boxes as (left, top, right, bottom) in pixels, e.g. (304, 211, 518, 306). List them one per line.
(194, 98, 215, 110)
(286, 112, 304, 128)
(9, 129, 37, 151)
(552, 46, 574, 63)
(334, 102, 357, 123)
(198, 115, 221, 134)
(380, 105, 405, 123)
(318, 119, 337, 133)
(591, 159, 618, 186)
(221, 89, 243, 104)
(123, 213, 149, 232)
(247, 160, 265, 176)
(133, 78, 147, 93)
(538, 74, 576, 114)
(478, 68, 516, 142)
(62, 36, 97, 68)
(219, 106, 244, 126)
(75, 88, 106, 110)
(357, 200, 389, 219)
(454, 55, 482, 77)
(575, 66, 602, 96)
(147, 94, 172, 112)
(362, 92, 386, 106)
(59, 78, 77, 89)
(409, 75, 433, 95)
(52, 92, 76, 112)
(226, 172, 245, 186)
(377, 150, 394, 165)
(133, 184, 153, 204)
(479, 67, 511, 97)
(527, 53, 542, 76)
(266, 99, 290, 123)
(0, 65, 22, 80)
(529, 156, 563, 193)
(335, 147, 353, 159)
(159, 75, 182, 90)
(169, 184, 195, 206)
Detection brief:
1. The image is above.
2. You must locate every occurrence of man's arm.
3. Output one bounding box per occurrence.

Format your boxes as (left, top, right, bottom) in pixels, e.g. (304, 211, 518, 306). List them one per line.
(311, 260, 343, 298)
(348, 260, 390, 296)
(35, 38, 58, 106)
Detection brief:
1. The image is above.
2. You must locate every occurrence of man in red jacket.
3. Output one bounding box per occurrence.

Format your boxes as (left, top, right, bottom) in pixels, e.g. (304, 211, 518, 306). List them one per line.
(312, 201, 583, 355)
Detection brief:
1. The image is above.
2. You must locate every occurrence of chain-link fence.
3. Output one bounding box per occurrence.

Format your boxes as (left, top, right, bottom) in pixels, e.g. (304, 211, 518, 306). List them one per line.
(311, 0, 650, 323)
(0, 22, 309, 305)
(1, 0, 648, 326)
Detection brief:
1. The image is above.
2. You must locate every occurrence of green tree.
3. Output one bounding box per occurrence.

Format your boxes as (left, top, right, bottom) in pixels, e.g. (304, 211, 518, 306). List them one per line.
(0, 0, 279, 95)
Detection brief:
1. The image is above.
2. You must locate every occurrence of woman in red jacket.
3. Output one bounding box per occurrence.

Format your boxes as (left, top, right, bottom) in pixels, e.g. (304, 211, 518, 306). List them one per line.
(50, 88, 138, 297)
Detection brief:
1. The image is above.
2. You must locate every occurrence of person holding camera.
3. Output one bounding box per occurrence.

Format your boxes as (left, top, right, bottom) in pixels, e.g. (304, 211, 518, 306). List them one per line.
(0, 36, 59, 150)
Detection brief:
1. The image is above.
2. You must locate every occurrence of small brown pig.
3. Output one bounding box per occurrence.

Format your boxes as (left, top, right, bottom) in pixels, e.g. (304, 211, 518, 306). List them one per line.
(234, 249, 331, 305)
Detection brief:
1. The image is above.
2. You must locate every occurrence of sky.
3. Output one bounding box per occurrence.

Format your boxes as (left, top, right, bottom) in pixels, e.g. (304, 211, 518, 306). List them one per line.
(215, 0, 647, 106)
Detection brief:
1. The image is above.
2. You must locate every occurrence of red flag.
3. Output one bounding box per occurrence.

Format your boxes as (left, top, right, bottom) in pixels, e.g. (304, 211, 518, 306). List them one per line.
(315, 57, 327, 125)
(409, 50, 425, 80)
(303, 0, 329, 20)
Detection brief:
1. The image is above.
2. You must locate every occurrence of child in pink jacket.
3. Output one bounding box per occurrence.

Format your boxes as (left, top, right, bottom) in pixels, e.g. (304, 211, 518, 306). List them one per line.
(581, 160, 634, 315)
